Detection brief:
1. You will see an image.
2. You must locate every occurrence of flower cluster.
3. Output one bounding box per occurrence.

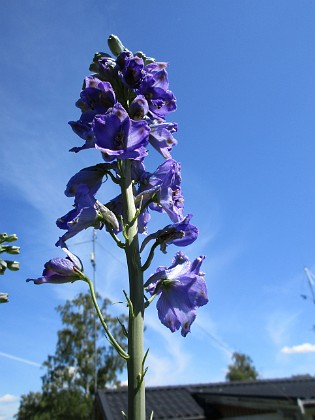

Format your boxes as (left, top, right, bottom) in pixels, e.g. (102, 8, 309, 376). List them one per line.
(28, 35, 208, 335)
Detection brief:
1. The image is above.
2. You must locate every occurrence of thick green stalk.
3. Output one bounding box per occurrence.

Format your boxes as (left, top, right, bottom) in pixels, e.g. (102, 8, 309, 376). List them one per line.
(120, 160, 145, 420)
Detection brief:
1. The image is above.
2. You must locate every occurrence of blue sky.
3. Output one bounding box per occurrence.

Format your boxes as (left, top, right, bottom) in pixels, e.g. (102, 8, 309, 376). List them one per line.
(1, 0, 315, 418)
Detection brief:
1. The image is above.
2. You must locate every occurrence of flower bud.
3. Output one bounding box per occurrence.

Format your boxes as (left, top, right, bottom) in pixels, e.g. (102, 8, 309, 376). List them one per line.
(135, 51, 146, 60)
(145, 57, 156, 65)
(0, 259, 7, 274)
(6, 261, 20, 271)
(89, 52, 113, 73)
(0, 245, 20, 255)
(0, 293, 9, 304)
(108, 34, 126, 56)
(0, 233, 8, 243)
(96, 201, 119, 231)
(4, 234, 18, 243)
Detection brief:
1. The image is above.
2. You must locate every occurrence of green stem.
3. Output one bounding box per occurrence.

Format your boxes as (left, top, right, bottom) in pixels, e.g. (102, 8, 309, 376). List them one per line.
(80, 272, 129, 360)
(106, 226, 125, 249)
(141, 241, 159, 272)
(120, 159, 146, 420)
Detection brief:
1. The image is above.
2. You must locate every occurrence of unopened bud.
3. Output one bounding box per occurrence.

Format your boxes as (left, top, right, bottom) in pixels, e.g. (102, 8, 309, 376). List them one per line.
(0, 293, 9, 303)
(89, 51, 113, 72)
(6, 261, 20, 271)
(0, 233, 8, 243)
(0, 259, 7, 274)
(145, 57, 156, 65)
(0, 245, 20, 255)
(108, 34, 126, 56)
(135, 51, 146, 60)
(6, 234, 18, 242)
(96, 201, 119, 231)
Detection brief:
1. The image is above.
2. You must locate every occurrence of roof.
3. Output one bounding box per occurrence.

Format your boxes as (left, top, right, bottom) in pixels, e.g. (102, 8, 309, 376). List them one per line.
(96, 377, 315, 420)
(190, 376, 315, 399)
(97, 385, 206, 420)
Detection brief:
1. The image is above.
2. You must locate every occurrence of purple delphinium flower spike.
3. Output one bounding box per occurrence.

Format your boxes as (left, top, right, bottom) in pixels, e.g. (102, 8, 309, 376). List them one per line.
(146, 251, 207, 337)
(93, 103, 150, 161)
(27, 247, 83, 285)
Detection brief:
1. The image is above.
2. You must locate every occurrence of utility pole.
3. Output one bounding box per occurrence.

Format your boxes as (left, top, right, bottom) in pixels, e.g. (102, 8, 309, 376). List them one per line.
(90, 230, 97, 396)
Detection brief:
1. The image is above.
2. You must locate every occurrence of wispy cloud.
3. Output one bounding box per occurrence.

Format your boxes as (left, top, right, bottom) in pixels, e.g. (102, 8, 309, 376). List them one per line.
(0, 406, 19, 420)
(144, 314, 191, 386)
(0, 395, 18, 404)
(0, 352, 41, 368)
(0, 394, 20, 420)
(265, 311, 299, 347)
(281, 343, 315, 354)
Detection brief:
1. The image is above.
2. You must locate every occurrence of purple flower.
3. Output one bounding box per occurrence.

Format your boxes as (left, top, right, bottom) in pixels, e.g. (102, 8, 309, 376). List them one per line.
(140, 214, 198, 253)
(89, 53, 116, 82)
(116, 51, 145, 88)
(93, 103, 150, 161)
(138, 66, 176, 118)
(106, 193, 150, 234)
(137, 208, 151, 234)
(138, 159, 184, 222)
(148, 121, 178, 159)
(27, 248, 83, 285)
(76, 76, 116, 123)
(64, 163, 116, 197)
(129, 95, 149, 120)
(56, 186, 118, 245)
(68, 120, 95, 153)
(146, 251, 207, 337)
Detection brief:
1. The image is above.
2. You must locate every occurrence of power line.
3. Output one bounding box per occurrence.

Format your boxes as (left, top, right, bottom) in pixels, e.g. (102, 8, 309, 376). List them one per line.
(303, 267, 315, 304)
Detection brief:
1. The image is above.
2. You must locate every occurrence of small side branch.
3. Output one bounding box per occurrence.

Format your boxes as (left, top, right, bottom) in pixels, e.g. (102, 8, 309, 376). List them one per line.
(106, 170, 121, 185)
(144, 293, 157, 308)
(123, 289, 134, 319)
(79, 271, 129, 360)
(106, 225, 126, 249)
(141, 241, 159, 272)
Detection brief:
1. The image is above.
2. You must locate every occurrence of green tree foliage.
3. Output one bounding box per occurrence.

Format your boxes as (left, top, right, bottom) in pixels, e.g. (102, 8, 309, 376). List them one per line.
(16, 293, 127, 419)
(225, 352, 259, 382)
(16, 390, 92, 420)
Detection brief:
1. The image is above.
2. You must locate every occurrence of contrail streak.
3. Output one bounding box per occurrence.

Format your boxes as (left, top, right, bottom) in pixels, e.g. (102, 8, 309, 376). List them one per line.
(0, 352, 41, 367)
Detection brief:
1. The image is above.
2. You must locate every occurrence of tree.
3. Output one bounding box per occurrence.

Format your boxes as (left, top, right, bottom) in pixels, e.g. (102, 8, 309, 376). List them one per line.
(225, 352, 259, 382)
(16, 292, 127, 419)
(16, 390, 92, 420)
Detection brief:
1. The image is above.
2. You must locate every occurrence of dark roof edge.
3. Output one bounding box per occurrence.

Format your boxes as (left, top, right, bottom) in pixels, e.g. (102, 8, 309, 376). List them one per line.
(100, 376, 315, 394)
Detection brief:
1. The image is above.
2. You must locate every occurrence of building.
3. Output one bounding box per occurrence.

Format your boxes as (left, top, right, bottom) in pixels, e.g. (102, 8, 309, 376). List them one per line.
(96, 377, 315, 419)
